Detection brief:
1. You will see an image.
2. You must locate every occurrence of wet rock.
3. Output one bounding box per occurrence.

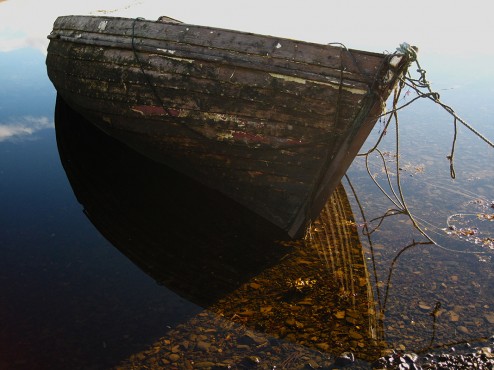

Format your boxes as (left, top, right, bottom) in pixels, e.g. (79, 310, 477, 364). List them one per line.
(194, 361, 217, 368)
(372, 356, 388, 368)
(196, 341, 211, 352)
(377, 342, 494, 370)
(447, 310, 460, 322)
(315, 343, 330, 351)
(334, 352, 354, 366)
(184, 359, 194, 370)
(403, 352, 418, 364)
(168, 353, 180, 362)
(304, 358, 320, 369)
(334, 311, 345, 319)
(397, 363, 410, 370)
(238, 331, 266, 345)
(437, 354, 451, 362)
(239, 356, 261, 368)
(479, 346, 494, 358)
(418, 302, 432, 311)
(348, 329, 363, 340)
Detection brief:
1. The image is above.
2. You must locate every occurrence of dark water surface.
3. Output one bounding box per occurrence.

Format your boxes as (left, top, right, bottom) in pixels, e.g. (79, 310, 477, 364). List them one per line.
(1, 45, 493, 370)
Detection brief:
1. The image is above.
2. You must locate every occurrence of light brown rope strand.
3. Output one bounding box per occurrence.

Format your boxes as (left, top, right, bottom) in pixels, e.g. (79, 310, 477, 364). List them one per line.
(447, 117, 458, 179)
(358, 84, 404, 157)
(364, 149, 405, 210)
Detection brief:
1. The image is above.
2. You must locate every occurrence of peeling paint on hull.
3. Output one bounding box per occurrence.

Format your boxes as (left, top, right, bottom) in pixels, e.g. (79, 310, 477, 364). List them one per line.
(268, 73, 368, 95)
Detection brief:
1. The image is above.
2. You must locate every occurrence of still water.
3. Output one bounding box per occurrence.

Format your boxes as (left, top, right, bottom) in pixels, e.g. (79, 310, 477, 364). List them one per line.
(1, 44, 494, 370)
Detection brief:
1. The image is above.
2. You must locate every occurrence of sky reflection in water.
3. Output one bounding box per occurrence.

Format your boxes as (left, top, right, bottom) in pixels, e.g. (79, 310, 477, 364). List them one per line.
(0, 4, 494, 369)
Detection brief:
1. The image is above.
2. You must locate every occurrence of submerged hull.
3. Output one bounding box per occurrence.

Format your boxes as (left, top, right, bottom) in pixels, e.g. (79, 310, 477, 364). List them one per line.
(46, 15, 410, 237)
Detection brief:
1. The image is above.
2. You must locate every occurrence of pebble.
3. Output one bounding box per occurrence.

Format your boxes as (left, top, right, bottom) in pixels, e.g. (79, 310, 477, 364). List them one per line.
(239, 356, 261, 368)
(480, 346, 494, 358)
(485, 312, 494, 324)
(305, 358, 320, 369)
(403, 352, 418, 363)
(196, 341, 211, 352)
(315, 342, 329, 351)
(335, 310, 345, 319)
(334, 352, 355, 366)
(372, 343, 494, 369)
(168, 353, 180, 362)
(418, 302, 432, 311)
(194, 361, 217, 368)
(448, 310, 460, 322)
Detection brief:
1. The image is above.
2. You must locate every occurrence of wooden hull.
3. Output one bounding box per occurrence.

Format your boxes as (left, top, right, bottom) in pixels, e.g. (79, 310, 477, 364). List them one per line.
(46, 15, 410, 237)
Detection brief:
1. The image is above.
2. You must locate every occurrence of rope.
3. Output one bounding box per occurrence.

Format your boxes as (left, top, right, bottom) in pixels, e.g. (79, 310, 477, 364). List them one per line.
(447, 117, 458, 179)
(375, 45, 494, 150)
(346, 50, 493, 349)
(400, 55, 494, 149)
(355, 50, 493, 255)
(131, 18, 175, 117)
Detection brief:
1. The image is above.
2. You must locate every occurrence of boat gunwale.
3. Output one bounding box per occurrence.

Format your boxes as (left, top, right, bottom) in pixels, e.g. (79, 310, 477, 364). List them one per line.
(48, 31, 379, 88)
(49, 14, 390, 59)
(46, 48, 368, 112)
(48, 15, 391, 86)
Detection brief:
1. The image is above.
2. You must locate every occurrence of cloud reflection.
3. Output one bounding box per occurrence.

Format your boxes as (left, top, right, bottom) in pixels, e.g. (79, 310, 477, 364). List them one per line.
(0, 116, 53, 142)
(0, 0, 493, 56)
(0, 0, 149, 54)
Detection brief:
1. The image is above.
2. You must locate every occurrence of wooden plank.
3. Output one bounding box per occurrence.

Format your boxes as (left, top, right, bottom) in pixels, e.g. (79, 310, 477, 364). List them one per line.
(48, 79, 344, 140)
(47, 49, 367, 131)
(48, 42, 370, 100)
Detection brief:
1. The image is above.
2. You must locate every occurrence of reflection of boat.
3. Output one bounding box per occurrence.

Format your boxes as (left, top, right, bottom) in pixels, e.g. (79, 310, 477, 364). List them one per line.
(55, 95, 383, 363)
(46, 15, 411, 237)
(55, 95, 291, 306)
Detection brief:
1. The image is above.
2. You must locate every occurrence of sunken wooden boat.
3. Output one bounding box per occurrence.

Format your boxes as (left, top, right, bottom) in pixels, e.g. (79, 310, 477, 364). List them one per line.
(46, 15, 411, 238)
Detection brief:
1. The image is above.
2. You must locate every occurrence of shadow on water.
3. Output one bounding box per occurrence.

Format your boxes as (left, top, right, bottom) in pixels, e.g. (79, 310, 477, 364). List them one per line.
(55, 95, 292, 308)
(54, 95, 387, 368)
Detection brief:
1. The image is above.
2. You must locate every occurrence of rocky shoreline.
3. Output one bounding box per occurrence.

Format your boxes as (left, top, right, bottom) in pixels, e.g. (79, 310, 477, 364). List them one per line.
(371, 339, 494, 370)
(114, 305, 494, 370)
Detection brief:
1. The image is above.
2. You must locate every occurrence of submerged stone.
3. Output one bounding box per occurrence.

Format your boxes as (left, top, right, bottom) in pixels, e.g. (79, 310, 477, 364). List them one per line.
(334, 352, 354, 366)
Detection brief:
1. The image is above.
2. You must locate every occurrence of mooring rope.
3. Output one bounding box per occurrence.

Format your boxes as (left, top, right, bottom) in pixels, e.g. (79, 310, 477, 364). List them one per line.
(401, 52, 494, 150)
(356, 45, 494, 255)
(347, 47, 493, 351)
(131, 17, 175, 118)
